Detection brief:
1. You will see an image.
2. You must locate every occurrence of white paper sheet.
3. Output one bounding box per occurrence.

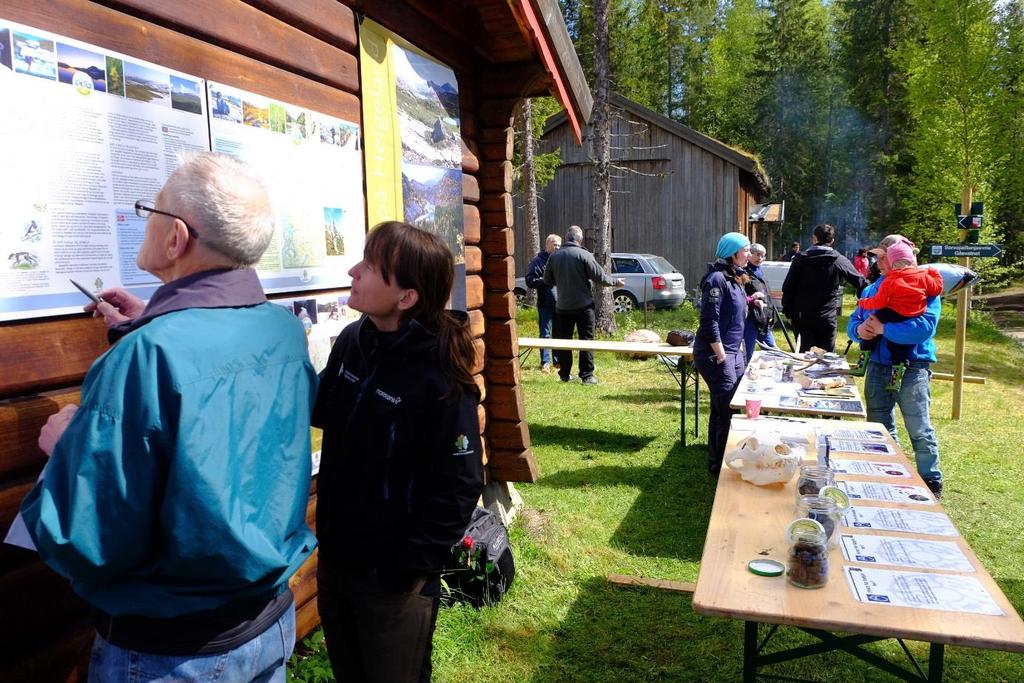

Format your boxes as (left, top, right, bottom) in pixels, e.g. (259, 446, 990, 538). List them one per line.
(840, 533, 973, 572)
(838, 480, 935, 505)
(844, 566, 1003, 615)
(844, 506, 958, 537)
(830, 458, 909, 477)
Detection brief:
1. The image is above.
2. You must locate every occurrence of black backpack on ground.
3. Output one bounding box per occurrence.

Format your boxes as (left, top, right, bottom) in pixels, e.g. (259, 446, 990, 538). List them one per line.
(441, 507, 515, 608)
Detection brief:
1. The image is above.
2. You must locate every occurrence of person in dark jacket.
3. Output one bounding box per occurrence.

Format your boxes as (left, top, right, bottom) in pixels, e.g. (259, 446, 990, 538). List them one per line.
(525, 233, 561, 372)
(542, 225, 624, 385)
(313, 221, 484, 683)
(695, 232, 762, 475)
(781, 223, 867, 352)
(781, 242, 800, 262)
(742, 242, 776, 362)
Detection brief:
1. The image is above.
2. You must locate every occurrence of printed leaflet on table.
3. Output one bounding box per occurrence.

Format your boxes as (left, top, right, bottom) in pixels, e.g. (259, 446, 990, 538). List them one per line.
(845, 567, 1003, 615)
(829, 458, 908, 476)
(839, 533, 973, 572)
(843, 506, 958, 536)
(838, 480, 935, 505)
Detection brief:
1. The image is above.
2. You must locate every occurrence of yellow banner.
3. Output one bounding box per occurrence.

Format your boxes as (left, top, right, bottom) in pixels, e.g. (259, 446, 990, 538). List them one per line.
(359, 18, 403, 228)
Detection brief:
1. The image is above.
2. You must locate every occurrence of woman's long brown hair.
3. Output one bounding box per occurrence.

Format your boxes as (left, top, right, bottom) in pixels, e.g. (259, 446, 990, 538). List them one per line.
(363, 221, 477, 393)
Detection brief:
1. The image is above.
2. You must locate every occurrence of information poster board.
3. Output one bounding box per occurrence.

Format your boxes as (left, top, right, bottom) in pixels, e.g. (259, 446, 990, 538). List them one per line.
(0, 19, 366, 322)
(0, 19, 208, 321)
(359, 19, 465, 309)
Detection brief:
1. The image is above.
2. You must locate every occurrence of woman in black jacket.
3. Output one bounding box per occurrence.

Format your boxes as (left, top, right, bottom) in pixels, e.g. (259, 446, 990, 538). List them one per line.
(313, 221, 484, 682)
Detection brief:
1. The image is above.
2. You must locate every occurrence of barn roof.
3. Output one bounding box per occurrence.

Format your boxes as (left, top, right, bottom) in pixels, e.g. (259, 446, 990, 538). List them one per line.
(543, 92, 770, 196)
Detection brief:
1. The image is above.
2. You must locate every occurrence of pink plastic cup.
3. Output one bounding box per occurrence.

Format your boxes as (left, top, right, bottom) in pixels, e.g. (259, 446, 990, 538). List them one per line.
(745, 398, 762, 419)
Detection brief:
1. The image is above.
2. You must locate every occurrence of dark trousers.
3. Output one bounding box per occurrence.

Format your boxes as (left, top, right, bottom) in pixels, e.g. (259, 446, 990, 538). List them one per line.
(554, 305, 596, 380)
(794, 315, 837, 353)
(318, 563, 440, 683)
(694, 350, 745, 473)
(859, 308, 912, 364)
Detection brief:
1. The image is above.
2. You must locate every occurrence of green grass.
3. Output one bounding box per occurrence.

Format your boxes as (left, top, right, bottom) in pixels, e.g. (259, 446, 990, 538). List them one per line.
(289, 298, 1024, 682)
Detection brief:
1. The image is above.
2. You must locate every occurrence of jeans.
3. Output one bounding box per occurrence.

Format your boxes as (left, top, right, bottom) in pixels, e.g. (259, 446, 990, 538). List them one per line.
(864, 360, 942, 483)
(743, 320, 776, 363)
(554, 306, 596, 380)
(88, 604, 295, 683)
(538, 303, 555, 366)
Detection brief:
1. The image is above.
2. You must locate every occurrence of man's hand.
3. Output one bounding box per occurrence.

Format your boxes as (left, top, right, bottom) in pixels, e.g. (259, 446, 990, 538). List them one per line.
(85, 287, 145, 326)
(39, 405, 78, 457)
(857, 314, 884, 340)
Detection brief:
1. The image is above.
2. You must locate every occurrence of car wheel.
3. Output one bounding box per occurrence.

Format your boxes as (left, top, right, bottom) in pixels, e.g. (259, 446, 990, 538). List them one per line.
(514, 288, 527, 308)
(613, 291, 637, 313)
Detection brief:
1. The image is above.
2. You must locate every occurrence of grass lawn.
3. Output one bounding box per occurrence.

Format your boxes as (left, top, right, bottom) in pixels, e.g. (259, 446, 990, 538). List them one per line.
(290, 298, 1024, 682)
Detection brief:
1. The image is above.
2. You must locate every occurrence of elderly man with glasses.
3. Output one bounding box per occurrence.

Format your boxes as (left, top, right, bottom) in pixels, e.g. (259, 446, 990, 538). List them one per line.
(742, 243, 777, 362)
(19, 152, 317, 681)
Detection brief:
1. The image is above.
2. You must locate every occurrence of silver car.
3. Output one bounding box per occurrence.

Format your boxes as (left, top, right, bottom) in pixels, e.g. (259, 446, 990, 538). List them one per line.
(515, 252, 686, 312)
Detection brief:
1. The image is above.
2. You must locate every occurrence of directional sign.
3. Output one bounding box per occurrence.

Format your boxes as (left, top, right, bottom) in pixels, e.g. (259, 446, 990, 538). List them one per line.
(930, 244, 1002, 258)
(957, 215, 983, 230)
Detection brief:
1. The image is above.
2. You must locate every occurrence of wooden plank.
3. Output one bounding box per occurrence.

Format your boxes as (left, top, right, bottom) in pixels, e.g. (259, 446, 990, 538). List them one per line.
(477, 403, 487, 435)
(479, 140, 513, 163)
(0, 620, 92, 683)
(464, 246, 483, 275)
(0, 559, 91, 655)
(0, 477, 34, 546)
(473, 374, 487, 403)
(486, 384, 525, 422)
(487, 420, 530, 450)
(0, 317, 107, 399)
(295, 592, 321, 641)
(460, 108, 478, 140)
(461, 138, 480, 174)
(464, 205, 481, 245)
(97, 0, 359, 93)
(288, 549, 319, 608)
(467, 309, 486, 338)
(485, 356, 521, 386)
(484, 319, 518, 356)
(471, 338, 486, 375)
(479, 193, 514, 219)
(242, 0, 358, 51)
(477, 97, 521, 127)
(480, 161, 513, 194)
(607, 574, 696, 594)
(486, 448, 538, 483)
(479, 126, 515, 145)
(0, 388, 82, 480)
(483, 290, 517, 320)
(462, 173, 481, 203)
(483, 256, 515, 291)
(482, 210, 513, 230)
(480, 228, 515, 257)
(2, 0, 361, 123)
(478, 61, 547, 99)
(466, 275, 485, 310)
(933, 372, 985, 384)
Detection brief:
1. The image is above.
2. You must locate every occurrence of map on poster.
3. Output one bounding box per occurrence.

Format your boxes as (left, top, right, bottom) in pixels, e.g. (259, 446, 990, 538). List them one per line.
(0, 19, 208, 321)
(207, 81, 364, 293)
(0, 18, 366, 322)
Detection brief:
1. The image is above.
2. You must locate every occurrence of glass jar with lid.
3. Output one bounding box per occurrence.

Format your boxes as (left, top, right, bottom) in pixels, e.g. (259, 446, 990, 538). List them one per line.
(795, 494, 840, 543)
(796, 465, 834, 498)
(787, 526, 829, 589)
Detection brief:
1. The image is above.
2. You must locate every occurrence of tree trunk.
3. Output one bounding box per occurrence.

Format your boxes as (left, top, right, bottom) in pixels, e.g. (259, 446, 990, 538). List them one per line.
(521, 98, 540, 308)
(591, 0, 616, 335)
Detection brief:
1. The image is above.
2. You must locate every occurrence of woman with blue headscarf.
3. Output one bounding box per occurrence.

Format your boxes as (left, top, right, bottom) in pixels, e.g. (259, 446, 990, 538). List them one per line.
(694, 232, 758, 475)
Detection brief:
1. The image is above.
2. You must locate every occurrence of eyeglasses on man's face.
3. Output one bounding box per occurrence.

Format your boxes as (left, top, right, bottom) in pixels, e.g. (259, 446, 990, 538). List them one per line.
(134, 200, 198, 240)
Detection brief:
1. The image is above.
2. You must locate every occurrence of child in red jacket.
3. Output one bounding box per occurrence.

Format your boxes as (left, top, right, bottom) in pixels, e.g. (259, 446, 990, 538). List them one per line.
(851, 239, 942, 388)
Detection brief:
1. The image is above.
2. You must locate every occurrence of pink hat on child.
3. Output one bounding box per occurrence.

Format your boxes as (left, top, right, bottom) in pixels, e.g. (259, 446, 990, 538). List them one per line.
(886, 240, 917, 266)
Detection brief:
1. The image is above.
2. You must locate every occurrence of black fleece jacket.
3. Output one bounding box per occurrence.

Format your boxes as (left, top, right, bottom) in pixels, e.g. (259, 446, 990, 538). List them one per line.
(312, 315, 484, 576)
(781, 245, 867, 324)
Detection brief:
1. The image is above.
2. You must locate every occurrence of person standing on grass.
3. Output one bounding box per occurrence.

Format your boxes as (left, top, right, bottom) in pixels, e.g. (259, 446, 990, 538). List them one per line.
(313, 221, 484, 682)
(542, 224, 624, 385)
(847, 234, 944, 498)
(20, 152, 316, 681)
(742, 242, 776, 362)
(694, 232, 764, 476)
(781, 242, 800, 262)
(525, 233, 561, 372)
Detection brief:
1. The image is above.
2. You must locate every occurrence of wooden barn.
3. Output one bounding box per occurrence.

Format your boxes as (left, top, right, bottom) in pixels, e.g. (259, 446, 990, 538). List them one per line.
(514, 93, 769, 291)
(0, 1, 590, 679)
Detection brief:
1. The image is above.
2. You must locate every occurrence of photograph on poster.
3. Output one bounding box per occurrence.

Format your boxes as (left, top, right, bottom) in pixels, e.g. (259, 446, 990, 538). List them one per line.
(242, 97, 269, 129)
(317, 300, 340, 321)
(210, 87, 242, 123)
(170, 75, 202, 115)
(401, 162, 463, 262)
(21, 219, 42, 243)
(7, 251, 40, 270)
(293, 299, 317, 326)
(105, 56, 124, 96)
(268, 103, 286, 133)
(0, 28, 11, 71)
(324, 207, 345, 256)
(285, 105, 306, 139)
(13, 31, 57, 80)
(392, 44, 460, 168)
(57, 43, 106, 93)
(124, 61, 170, 106)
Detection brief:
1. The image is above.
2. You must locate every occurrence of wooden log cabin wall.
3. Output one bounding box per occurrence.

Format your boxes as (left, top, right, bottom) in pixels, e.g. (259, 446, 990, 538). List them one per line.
(0, 1, 591, 679)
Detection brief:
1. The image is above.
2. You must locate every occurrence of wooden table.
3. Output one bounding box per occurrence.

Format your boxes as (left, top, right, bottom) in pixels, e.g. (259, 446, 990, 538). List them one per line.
(692, 416, 1024, 681)
(517, 337, 697, 444)
(731, 350, 867, 419)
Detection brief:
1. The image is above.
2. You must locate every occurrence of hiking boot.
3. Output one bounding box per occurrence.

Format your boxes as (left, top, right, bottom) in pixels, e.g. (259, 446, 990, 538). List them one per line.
(848, 351, 868, 377)
(559, 374, 575, 383)
(886, 363, 906, 392)
(925, 479, 943, 500)
(581, 376, 599, 385)
(540, 363, 552, 374)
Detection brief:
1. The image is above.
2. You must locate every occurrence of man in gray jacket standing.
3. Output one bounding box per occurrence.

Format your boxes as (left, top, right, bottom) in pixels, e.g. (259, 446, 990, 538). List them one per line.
(543, 225, 623, 384)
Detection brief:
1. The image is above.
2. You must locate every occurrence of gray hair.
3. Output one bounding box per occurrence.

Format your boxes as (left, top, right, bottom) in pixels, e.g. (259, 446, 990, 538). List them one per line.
(565, 225, 584, 244)
(162, 152, 275, 266)
(750, 243, 766, 256)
